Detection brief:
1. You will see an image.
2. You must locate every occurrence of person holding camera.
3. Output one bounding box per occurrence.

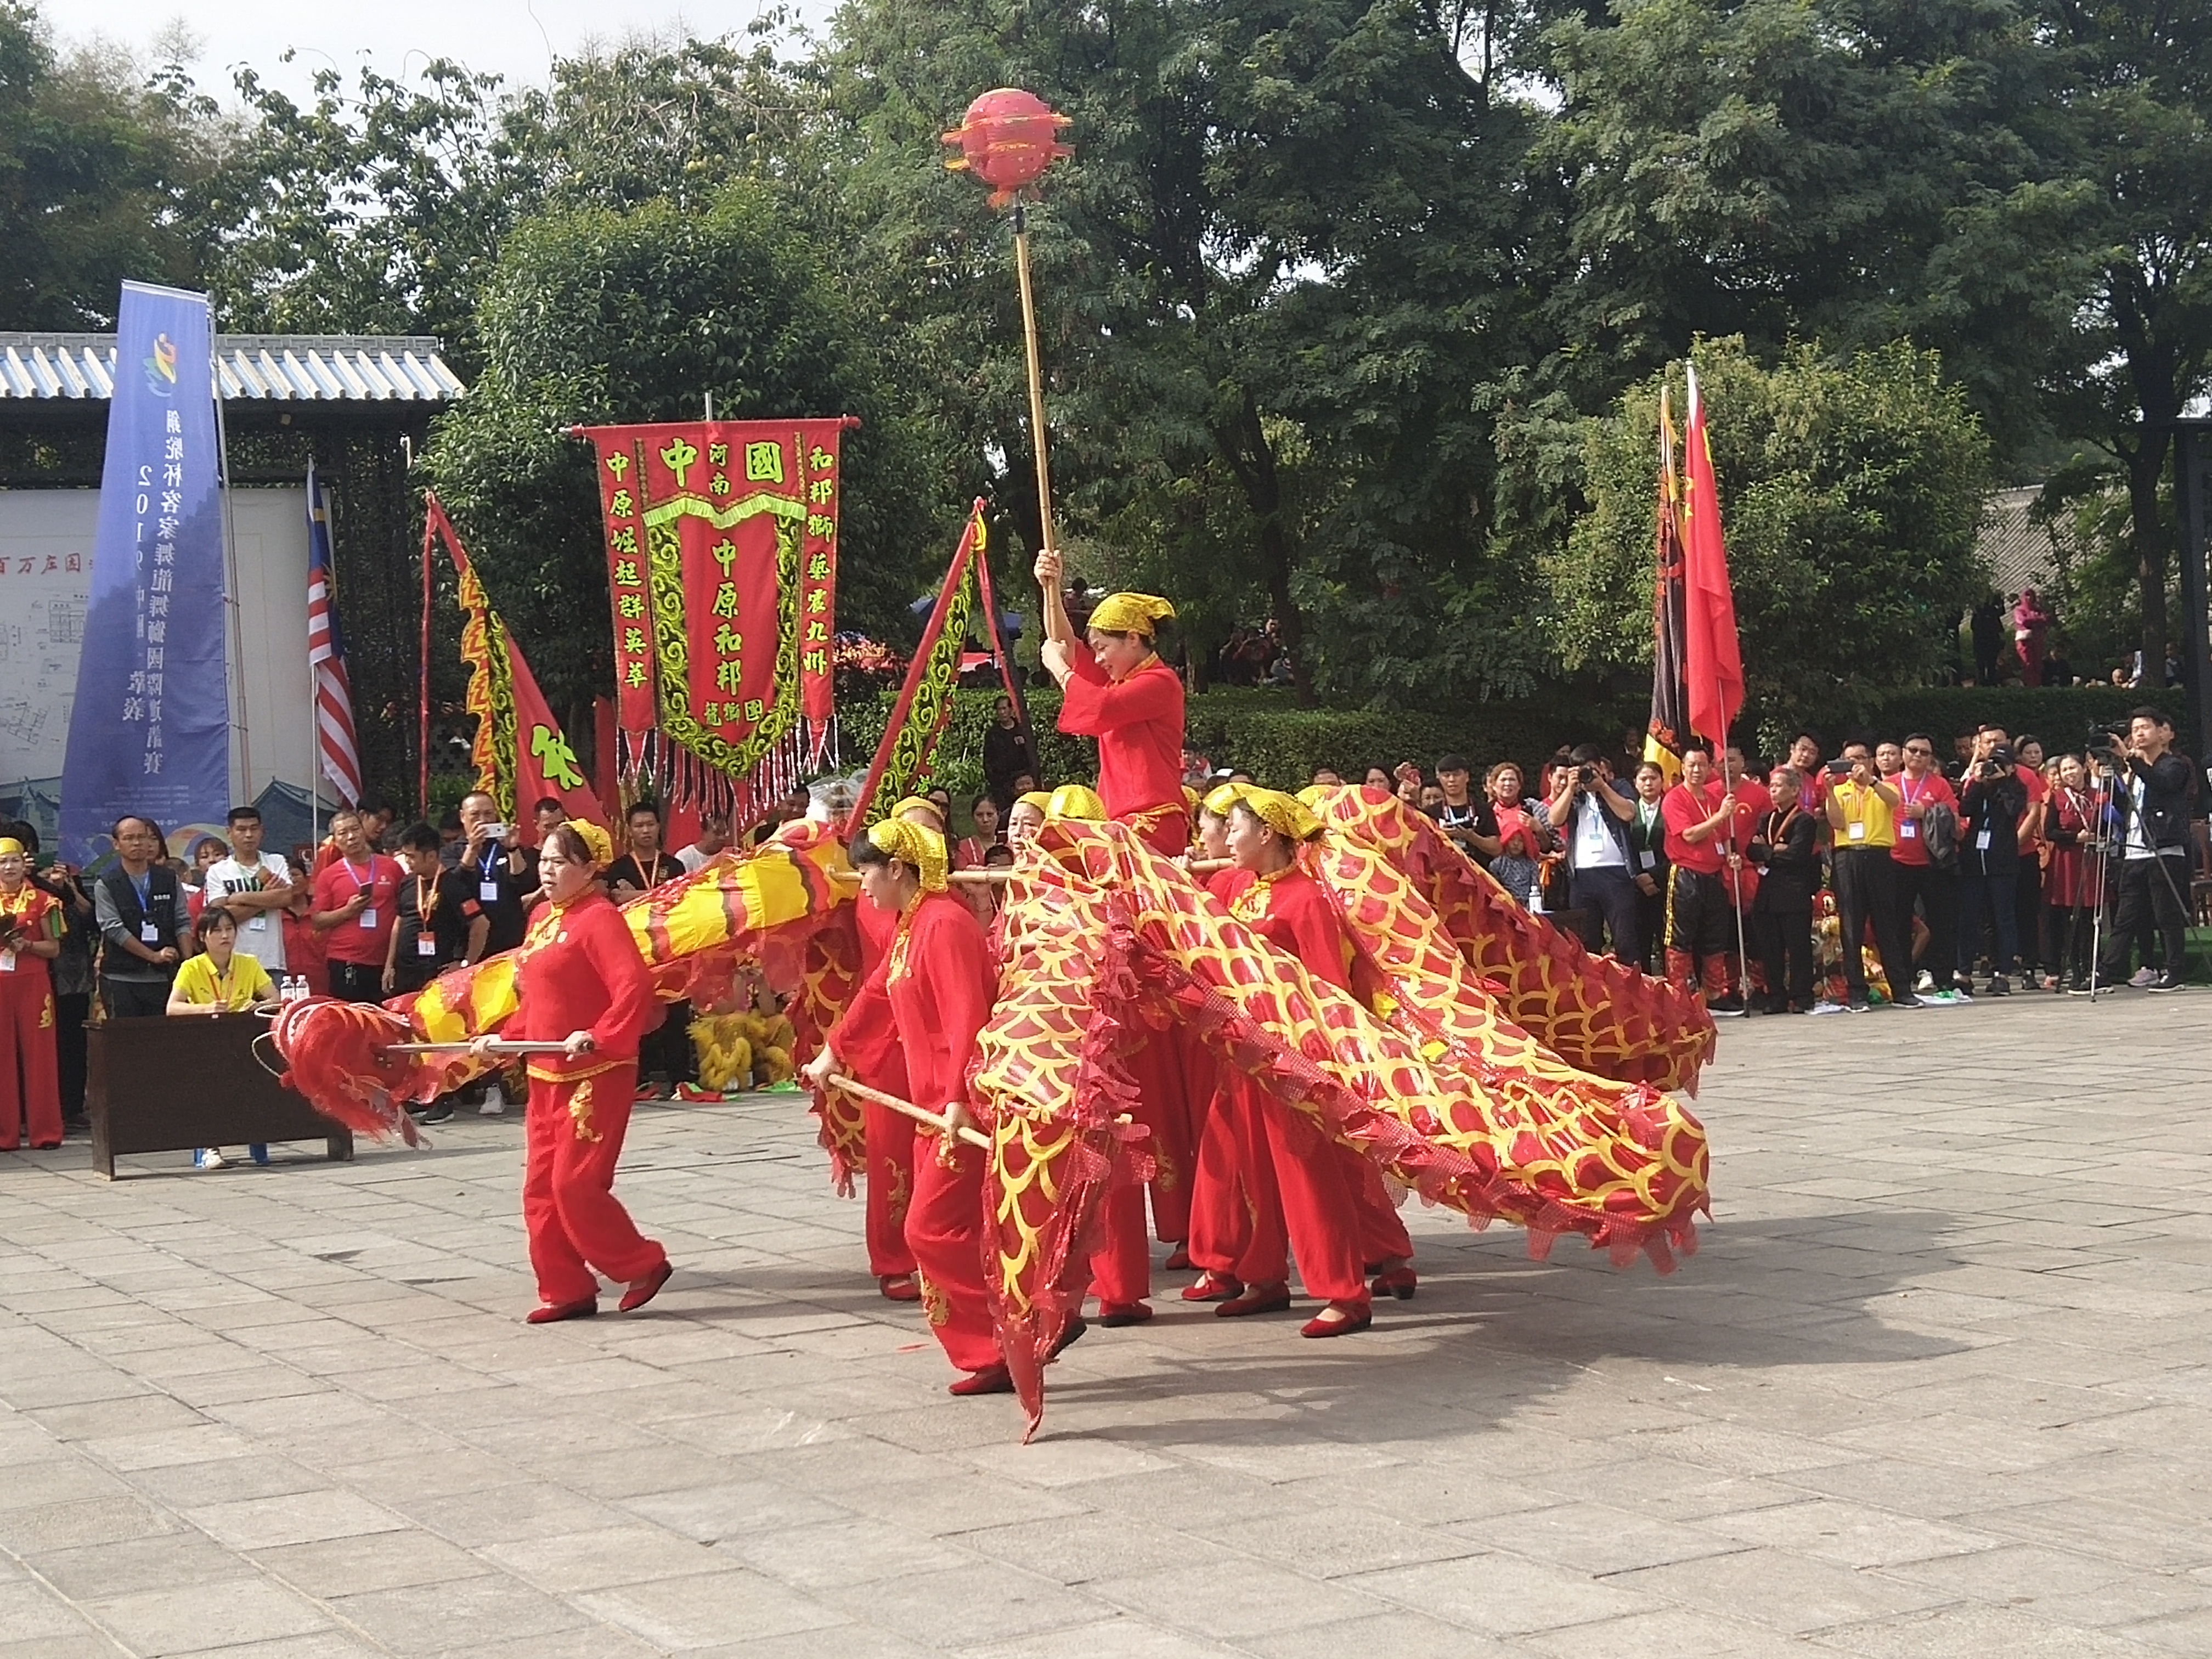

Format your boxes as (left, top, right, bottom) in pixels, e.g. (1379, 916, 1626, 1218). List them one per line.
(1545, 744, 1641, 963)
(1956, 744, 2029, 994)
(1751, 768, 1820, 1012)
(1891, 735, 1962, 997)
(1822, 742, 1920, 1008)
(2097, 707, 2194, 992)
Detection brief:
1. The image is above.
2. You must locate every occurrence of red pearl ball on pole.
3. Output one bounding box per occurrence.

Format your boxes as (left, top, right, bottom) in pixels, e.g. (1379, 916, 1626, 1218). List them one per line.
(942, 87, 1072, 206)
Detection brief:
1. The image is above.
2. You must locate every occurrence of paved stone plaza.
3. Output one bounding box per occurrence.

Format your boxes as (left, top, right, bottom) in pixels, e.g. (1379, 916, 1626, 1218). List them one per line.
(1, 992, 2208, 1658)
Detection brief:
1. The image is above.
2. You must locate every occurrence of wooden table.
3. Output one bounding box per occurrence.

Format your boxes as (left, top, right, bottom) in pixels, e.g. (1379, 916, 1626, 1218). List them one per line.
(87, 1014, 352, 1180)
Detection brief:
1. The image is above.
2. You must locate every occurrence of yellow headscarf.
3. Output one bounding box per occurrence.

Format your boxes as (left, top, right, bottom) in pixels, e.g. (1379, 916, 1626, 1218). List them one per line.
(1201, 781, 1250, 820)
(569, 820, 614, 868)
(1087, 592, 1176, 637)
(889, 794, 947, 830)
(867, 818, 948, 892)
(0, 838, 23, 859)
(1295, 784, 1332, 811)
(1013, 791, 1053, 818)
(1239, 788, 1323, 844)
(1045, 783, 1107, 821)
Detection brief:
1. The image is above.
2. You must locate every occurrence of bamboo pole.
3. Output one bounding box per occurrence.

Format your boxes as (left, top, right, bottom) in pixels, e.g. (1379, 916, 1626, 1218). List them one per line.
(1012, 202, 1057, 561)
(825, 1072, 990, 1150)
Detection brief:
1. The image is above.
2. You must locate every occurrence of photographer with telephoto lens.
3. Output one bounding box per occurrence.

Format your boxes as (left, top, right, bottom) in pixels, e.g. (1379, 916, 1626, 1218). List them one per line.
(2095, 707, 2195, 994)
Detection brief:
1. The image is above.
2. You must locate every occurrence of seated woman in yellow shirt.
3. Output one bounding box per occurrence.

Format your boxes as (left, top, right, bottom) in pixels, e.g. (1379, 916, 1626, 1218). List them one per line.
(167, 909, 278, 1169)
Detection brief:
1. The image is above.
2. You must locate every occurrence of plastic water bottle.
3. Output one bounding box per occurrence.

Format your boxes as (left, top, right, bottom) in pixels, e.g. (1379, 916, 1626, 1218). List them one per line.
(282, 975, 304, 1003)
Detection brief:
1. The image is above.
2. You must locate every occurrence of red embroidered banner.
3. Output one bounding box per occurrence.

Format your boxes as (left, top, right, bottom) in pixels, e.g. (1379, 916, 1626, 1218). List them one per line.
(580, 418, 852, 781)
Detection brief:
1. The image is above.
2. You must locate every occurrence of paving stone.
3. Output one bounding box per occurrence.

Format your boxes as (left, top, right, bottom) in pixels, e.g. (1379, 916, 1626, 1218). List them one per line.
(1, 998, 2208, 1655)
(81, 1578, 332, 1655)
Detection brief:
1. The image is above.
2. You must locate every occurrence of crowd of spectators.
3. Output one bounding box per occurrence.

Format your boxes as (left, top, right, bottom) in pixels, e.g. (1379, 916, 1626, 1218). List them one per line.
(1285, 707, 2202, 1013)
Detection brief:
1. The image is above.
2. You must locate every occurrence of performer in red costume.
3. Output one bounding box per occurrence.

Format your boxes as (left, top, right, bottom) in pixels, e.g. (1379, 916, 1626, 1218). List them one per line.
(822, 795, 945, 1304)
(475, 821, 673, 1324)
(804, 819, 1009, 1394)
(0, 837, 64, 1152)
(1182, 783, 1252, 1298)
(1193, 791, 1414, 1336)
(1036, 557, 1196, 1321)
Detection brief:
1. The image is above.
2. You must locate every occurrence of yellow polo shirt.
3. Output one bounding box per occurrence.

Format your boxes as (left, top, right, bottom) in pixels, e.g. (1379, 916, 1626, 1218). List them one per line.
(171, 951, 275, 1011)
(1829, 780, 1897, 850)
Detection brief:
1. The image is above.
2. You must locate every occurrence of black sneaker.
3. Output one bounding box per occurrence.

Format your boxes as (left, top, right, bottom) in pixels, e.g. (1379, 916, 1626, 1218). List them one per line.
(414, 1103, 456, 1125)
(2148, 975, 2186, 994)
(1986, 975, 2011, 996)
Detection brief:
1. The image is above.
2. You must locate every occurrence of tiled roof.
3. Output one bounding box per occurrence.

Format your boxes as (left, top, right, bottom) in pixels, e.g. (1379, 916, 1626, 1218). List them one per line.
(1978, 486, 2062, 595)
(0, 333, 464, 402)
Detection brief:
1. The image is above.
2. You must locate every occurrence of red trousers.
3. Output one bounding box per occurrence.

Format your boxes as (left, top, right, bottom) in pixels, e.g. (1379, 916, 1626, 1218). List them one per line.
(522, 1062, 665, 1306)
(864, 1102, 918, 1277)
(1218, 1077, 1372, 1302)
(1187, 1080, 1254, 1276)
(0, 962, 60, 1150)
(907, 1130, 1000, 1374)
(1086, 1024, 1209, 1305)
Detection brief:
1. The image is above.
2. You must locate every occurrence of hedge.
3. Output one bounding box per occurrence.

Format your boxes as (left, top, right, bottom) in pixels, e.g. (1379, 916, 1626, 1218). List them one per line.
(842, 682, 2191, 815)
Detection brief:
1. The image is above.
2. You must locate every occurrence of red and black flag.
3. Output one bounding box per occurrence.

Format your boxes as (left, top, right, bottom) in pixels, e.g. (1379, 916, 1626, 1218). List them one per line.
(1645, 385, 1690, 784)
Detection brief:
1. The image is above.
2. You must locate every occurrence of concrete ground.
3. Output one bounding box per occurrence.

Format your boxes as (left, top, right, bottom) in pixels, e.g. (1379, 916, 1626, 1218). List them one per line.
(1, 990, 2207, 1658)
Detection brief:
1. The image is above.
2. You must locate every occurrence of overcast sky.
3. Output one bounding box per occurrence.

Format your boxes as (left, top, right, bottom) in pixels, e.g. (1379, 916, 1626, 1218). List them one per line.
(58, 0, 839, 105)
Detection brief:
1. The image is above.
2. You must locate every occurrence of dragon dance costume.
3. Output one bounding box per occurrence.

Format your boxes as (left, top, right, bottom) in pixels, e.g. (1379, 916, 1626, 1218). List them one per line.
(1191, 793, 1412, 1330)
(835, 818, 1003, 1386)
(509, 852, 669, 1318)
(1055, 592, 1201, 1316)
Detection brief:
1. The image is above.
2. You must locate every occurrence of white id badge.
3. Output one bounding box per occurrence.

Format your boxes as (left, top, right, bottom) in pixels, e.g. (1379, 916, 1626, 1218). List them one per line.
(1976, 830, 1992, 851)
(416, 935, 438, 957)
(1847, 821, 1866, 842)
(479, 881, 500, 903)
(0, 950, 15, 973)
(358, 908, 377, 929)
(1899, 821, 1918, 839)
(1639, 851, 1656, 870)
(139, 921, 160, 943)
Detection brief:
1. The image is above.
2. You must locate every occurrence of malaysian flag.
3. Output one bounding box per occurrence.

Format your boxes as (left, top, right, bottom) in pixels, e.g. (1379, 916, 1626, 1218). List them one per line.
(306, 465, 362, 806)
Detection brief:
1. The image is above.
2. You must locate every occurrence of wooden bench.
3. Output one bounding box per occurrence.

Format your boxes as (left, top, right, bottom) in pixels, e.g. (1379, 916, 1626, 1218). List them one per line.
(87, 1013, 352, 1180)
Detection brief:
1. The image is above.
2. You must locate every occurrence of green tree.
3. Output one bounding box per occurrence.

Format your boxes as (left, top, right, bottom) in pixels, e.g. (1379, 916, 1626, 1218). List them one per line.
(425, 185, 939, 721)
(1544, 337, 1993, 723)
(819, 0, 1555, 704)
(2027, 0, 2212, 678)
(0, 4, 217, 327)
(1541, 0, 2071, 460)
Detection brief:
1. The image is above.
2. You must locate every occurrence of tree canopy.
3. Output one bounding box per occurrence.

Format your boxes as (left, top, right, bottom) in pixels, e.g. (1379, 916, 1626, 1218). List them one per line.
(3, 0, 2205, 714)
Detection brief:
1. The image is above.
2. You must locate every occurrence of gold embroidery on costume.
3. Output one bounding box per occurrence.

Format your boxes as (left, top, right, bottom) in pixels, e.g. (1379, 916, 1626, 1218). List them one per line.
(569, 1076, 603, 1143)
(1153, 1142, 1179, 1192)
(885, 1155, 912, 1228)
(40, 994, 53, 1030)
(917, 1272, 951, 1327)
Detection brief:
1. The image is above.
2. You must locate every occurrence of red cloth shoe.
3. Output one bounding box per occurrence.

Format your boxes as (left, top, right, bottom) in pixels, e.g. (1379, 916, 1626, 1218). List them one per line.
(1098, 1301, 1153, 1328)
(525, 1298, 597, 1324)
(1301, 1298, 1373, 1338)
(948, 1364, 1015, 1396)
(618, 1260, 673, 1312)
(1216, 1281, 1292, 1318)
(1162, 1244, 1194, 1272)
(879, 1273, 921, 1302)
(1181, 1271, 1242, 1302)
(1372, 1266, 1418, 1300)
(633, 1081, 664, 1103)
(673, 1082, 720, 1103)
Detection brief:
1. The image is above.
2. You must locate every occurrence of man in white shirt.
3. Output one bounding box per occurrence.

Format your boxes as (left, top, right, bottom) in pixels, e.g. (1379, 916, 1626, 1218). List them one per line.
(202, 806, 292, 974)
(676, 813, 731, 874)
(1545, 744, 1640, 962)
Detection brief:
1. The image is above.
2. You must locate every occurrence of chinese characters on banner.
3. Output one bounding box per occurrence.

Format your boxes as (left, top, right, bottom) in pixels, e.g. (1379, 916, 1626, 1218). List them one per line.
(580, 419, 850, 790)
(59, 283, 232, 864)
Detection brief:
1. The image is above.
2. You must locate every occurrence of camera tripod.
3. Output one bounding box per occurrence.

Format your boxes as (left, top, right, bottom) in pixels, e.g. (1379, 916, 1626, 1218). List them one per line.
(2076, 749, 2196, 997)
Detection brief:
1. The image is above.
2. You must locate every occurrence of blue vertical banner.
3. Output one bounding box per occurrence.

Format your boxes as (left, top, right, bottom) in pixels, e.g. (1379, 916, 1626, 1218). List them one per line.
(59, 282, 233, 865)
